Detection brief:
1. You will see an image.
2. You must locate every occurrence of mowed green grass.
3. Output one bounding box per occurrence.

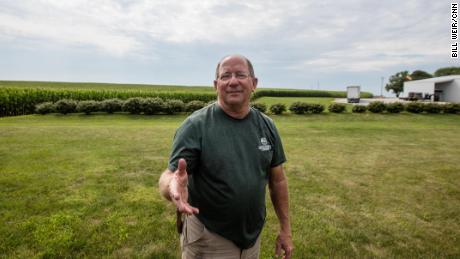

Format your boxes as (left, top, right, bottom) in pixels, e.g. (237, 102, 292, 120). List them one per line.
(1, 113, 459, 258)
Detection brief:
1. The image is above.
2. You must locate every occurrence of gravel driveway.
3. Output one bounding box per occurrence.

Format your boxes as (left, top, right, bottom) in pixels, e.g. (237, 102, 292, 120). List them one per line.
(334, 98, 409, 106)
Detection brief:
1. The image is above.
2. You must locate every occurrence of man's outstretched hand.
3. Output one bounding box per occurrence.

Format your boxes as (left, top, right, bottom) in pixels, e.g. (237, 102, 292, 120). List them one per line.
(169, 158, 199, 215)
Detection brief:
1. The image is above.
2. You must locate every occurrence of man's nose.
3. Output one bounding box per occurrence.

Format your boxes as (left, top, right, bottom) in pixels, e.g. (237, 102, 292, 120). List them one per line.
(228, 75, 239, 86)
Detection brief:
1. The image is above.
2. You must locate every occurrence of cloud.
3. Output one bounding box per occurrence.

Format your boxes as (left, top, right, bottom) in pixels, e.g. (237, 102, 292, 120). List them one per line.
(0, 0, 143, 56)
(0, 0, 289, 56)
(0, 0, 448, 75)
(117, 0, 288, 44)
(281, 0, 446, 72)
(294, 36, 444, 72)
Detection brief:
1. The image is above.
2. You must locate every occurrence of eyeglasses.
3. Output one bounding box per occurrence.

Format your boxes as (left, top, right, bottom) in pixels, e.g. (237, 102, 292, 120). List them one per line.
(218, 72, 250, 81)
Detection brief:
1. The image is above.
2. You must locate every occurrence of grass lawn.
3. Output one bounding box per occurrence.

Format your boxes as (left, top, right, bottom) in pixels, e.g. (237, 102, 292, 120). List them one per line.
(1, 113, 459, 258)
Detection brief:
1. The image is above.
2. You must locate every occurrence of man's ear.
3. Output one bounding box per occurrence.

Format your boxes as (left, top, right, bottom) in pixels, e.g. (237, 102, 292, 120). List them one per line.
(252, 77, 258, 92)
(213, 80, 218, 91)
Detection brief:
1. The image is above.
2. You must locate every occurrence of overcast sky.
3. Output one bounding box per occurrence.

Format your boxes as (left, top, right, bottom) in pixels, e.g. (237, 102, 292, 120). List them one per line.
(0, 0, 454, 95)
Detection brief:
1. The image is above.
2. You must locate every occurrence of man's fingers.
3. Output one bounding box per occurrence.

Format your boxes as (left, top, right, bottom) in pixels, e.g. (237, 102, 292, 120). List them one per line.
(183, 204, 199, 215)
(276, 236, 293, 259)
(177, 158, 187, 175)
(190, 206, 199, 214)
(284, 244, 293, 259)
(285, 247, 293, 259)
(181, 203, 198, 214)
(275, 241, 282, 257)
(175, 202, 199, 215)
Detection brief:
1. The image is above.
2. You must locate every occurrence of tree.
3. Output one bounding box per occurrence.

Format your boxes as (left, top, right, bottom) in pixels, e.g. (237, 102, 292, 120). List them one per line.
(410, 70, 433, 80)
(434, 67, 460, 77)
(385, 71, 409, 97)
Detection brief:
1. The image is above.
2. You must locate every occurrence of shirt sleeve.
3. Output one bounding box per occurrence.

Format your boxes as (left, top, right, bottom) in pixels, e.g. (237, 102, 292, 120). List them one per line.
(270, 122, 286, 168)
(168, 118, 201, 174)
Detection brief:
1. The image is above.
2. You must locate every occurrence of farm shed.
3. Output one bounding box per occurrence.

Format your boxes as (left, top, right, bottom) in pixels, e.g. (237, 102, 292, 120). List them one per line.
(400, 75, 460, 102)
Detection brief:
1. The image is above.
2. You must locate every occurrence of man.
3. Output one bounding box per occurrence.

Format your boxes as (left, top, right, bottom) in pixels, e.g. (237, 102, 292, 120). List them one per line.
(159, 54, 293, 258)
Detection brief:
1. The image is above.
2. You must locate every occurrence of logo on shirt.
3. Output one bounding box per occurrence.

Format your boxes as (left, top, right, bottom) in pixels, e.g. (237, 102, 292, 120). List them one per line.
(258, 137, 271, 151)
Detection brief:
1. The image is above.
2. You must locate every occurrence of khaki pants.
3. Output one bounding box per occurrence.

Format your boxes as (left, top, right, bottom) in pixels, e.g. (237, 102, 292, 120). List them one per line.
(181, 215, 261, 259)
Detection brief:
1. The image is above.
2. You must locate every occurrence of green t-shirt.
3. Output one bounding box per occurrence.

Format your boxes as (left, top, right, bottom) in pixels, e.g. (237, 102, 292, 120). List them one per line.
(168, 103, 286, 249)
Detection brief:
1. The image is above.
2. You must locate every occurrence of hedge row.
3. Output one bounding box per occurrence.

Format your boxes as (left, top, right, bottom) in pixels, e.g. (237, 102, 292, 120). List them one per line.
(253, 101, 460, 115)
(350, 101, 460, 114)
(35, 98, 207, 115)
(0, 88, 217, 117)
(37, 99, 460, 116)
(253, 102, 326, 115)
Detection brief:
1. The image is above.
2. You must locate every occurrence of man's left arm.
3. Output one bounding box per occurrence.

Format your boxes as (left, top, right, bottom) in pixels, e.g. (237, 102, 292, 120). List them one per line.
(269, 164, 294, 259)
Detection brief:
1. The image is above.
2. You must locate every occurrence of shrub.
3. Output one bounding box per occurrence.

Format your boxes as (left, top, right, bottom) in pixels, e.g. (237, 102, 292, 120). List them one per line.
(163, 99, 185, 114)
(386, 102, 405, 113)
(405, 102, 424, 113)
(55, 99, 77, 115)
(269, 103, 286, 115)
(352, 105, 367, 113)
(142, 97, 164, 115)
(307, 103, 325, 114)
(289, 102, 308, 114)
(442, 103, 460, 114)
(367, 101, 386, 113)
(251, 102, 267, 113)
(101, 99, 123, 114)
(35, 102, 55, 114)
(123, 97, 143, 114)
(186, 100, 206, 112)
(76, 100, 99, 115)
(328, 103, 346, 113)
(423, 103, 442, 113)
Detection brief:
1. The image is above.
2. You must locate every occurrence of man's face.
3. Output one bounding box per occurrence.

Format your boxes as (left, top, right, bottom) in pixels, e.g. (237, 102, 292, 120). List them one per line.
(213, 56, 258, 109)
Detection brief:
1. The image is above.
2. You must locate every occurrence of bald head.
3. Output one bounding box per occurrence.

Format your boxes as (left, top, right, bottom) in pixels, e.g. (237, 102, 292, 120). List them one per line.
(215, 55, 255, 80)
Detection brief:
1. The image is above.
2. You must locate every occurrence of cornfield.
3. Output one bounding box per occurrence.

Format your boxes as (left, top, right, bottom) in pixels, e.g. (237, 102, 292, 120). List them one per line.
(0, 88, 217, 117)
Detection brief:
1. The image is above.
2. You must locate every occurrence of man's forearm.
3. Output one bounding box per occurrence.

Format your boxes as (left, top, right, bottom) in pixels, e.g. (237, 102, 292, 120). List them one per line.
(270, 178, 292, 234)
(269, 166, 292, 235)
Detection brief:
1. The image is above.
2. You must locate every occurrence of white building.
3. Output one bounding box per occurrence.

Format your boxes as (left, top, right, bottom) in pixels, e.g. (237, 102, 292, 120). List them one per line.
(400, 75, 460, 102)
